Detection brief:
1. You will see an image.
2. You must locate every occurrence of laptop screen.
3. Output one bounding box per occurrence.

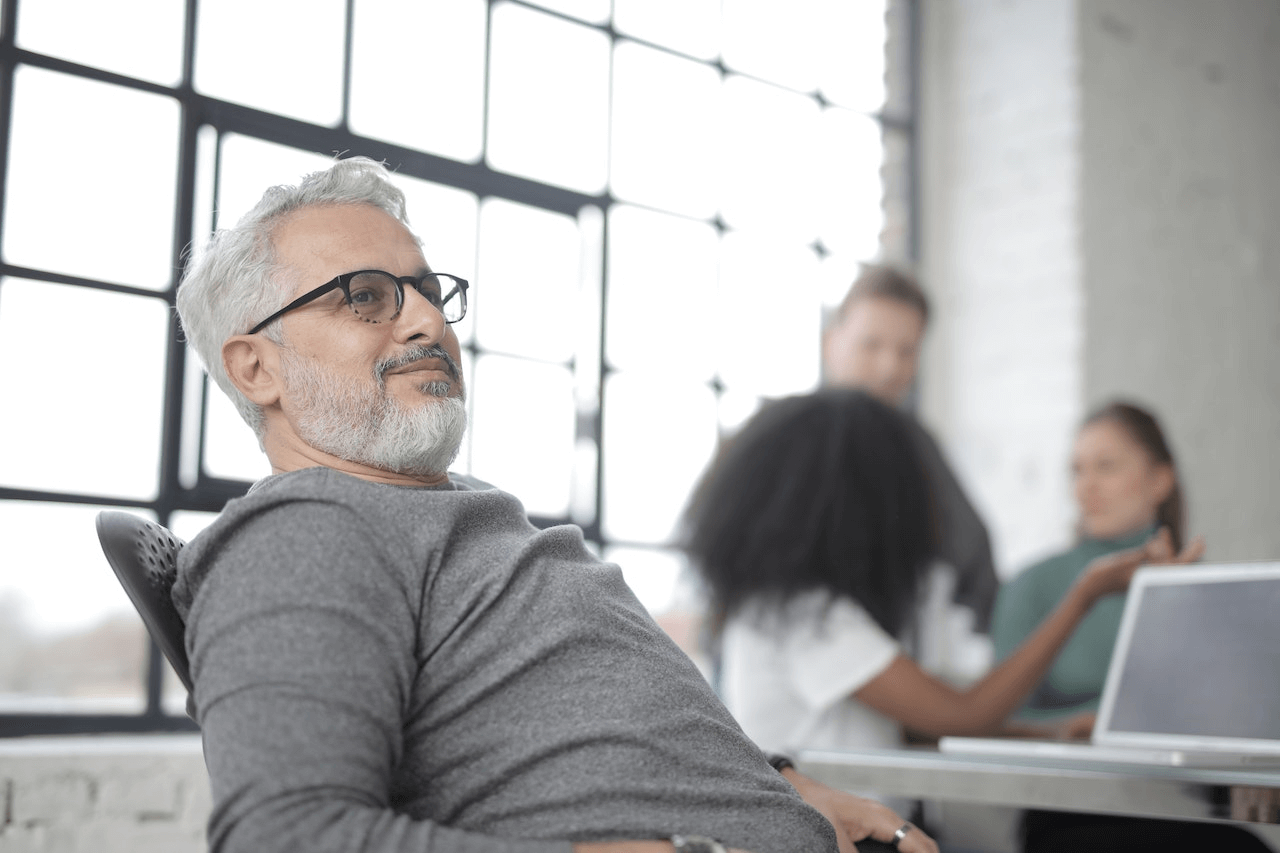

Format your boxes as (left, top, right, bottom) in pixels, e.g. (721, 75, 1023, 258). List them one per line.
(1099, 564, 1280, 749)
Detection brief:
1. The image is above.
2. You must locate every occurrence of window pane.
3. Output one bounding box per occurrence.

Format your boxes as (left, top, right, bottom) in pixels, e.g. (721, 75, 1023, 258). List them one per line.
(4, 67, 179, 290)
(169, 511, 220, 543)
(715, 233, 822, 397)
(602, 374, 718, 544)
(17, 0, 186, 86)
(614, 0, 719, 60)
(570, 436, 599, 527)
(524, 0, 610, 25)
(160, 661, 189, 717)
(604, 545, 690, 614)
(214, 135, 338, 229)
(0, 501, 150, 713)
(165, 510, 223, 720)
(819, 0, 887, 113)
(815, 108, 885, 258)
(350, 0, 486, 162)
(718, 389, 763, 433)
(470, 355, 575, 517)
(816, 250, 871, 311)
(202, 373, 271, 482)
(720, 0, 887, 113)
(611, 42, 721, 218)
(718, 75, 821, 238)
(572, 205, 605, 407)
(487, 2, 610, 194)
(195, 0, 345, 126)
(0, 280, 168, 500)
(397, 179, 479, 346)
(193, 126, 219, 268)
(606, 205, 719, 377)
(475, 198, 581, 362)
(722, 0, 823, 92)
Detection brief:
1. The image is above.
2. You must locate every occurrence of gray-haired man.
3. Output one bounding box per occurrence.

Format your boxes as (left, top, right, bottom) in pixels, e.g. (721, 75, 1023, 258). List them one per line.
(175, 157, 937, 853)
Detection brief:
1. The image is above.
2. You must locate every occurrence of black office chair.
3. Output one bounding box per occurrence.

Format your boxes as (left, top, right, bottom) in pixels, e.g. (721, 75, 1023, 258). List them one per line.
(95, 510, 196, 721)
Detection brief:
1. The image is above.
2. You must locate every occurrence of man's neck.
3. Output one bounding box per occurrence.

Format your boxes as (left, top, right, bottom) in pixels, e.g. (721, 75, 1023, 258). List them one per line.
(263, 432, 451, 488)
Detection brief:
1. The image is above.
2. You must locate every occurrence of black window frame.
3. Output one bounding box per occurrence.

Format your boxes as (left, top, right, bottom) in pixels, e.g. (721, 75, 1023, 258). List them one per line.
(0, 0, 918, 737)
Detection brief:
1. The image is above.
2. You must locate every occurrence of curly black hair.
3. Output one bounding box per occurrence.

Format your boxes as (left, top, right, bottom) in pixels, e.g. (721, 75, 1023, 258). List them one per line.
(682, 389, 936, 639)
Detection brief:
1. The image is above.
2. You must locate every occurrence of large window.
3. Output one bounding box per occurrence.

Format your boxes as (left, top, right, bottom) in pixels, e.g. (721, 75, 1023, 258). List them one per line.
(0, 0, 914, 735)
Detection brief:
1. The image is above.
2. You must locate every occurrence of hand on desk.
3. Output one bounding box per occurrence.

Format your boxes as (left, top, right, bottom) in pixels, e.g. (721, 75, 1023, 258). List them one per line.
(1053, 711, 1096, 741)
(1003, 711, 1096, 742)
(782, 767, 940, 853)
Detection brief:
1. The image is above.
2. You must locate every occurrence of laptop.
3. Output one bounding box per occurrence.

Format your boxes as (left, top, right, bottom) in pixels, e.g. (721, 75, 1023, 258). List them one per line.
(940, 561, 1280, 767)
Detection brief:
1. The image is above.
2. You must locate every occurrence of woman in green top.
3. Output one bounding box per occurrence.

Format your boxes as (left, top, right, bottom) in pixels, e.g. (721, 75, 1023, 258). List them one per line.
(992, 409, 1265, 853)
(991, 401, 1195, 720)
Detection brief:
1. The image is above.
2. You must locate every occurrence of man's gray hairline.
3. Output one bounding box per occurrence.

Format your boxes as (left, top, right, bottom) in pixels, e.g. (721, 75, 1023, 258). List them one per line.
(250, 196, 427, 342)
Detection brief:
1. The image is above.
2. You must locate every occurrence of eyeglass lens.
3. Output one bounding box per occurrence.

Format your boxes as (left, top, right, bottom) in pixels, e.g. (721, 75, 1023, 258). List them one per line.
(345, 272, 464, 324)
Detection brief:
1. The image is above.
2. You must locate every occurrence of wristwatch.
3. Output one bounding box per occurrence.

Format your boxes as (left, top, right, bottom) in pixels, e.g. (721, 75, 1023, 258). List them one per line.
(670, 834, 728, 853)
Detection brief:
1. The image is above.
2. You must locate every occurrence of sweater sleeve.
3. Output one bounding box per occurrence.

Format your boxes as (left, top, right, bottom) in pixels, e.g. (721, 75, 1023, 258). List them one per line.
(184, 499, 571, 853)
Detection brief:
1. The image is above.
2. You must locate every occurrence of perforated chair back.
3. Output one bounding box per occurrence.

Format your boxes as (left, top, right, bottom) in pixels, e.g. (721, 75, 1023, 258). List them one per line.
(95, 510, 195, 720)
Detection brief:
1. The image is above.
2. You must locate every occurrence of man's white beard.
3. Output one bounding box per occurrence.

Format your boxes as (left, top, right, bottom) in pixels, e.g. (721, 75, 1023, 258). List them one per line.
(280, 350, 466, 479)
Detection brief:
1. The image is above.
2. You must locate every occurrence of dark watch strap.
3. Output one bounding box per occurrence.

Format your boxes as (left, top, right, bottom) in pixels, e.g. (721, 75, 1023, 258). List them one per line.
(670, 834, 728, 853)
(767, 753, 796, 773)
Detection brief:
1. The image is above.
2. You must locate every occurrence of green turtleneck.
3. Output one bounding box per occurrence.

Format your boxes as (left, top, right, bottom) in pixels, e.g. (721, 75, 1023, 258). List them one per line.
(991, 526, 1155, 720)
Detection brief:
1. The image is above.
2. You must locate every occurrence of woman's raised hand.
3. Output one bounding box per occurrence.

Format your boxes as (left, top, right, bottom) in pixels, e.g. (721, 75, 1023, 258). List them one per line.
(1079, 527, 1206, 601)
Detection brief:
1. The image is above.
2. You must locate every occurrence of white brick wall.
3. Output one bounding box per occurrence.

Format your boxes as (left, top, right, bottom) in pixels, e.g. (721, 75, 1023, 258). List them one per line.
(0, 736, 209, 853)
(919, 0, 1084, 577)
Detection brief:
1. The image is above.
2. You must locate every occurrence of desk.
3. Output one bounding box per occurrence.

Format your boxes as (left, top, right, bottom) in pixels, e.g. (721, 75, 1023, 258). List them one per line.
(797, 747, 1280, 846)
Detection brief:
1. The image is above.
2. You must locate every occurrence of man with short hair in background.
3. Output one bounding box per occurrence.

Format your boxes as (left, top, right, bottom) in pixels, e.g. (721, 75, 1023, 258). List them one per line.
(823, 266, 999, 640)
(173, 157, 937, 853)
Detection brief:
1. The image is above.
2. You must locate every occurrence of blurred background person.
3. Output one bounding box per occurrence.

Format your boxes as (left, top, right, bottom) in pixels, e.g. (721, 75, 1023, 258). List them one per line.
(822, 266, 997, 677)
(681, 390, 1201, 773)
(991, 401, 1195, 721)
(991, 405, 1262, 853)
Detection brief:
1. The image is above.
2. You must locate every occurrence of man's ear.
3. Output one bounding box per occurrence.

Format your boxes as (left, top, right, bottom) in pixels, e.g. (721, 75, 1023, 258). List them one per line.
(222, 335, 283, 407)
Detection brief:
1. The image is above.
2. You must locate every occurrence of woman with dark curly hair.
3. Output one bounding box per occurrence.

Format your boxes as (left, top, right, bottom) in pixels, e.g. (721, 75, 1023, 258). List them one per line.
(682, 389, 1202, 763)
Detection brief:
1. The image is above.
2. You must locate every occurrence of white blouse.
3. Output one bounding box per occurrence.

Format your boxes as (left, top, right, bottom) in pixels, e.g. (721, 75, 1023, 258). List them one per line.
(721, 588, 904, 756)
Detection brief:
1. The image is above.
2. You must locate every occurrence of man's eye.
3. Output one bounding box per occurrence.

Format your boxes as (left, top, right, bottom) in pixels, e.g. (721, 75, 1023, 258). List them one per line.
(349, 288, 384, 305)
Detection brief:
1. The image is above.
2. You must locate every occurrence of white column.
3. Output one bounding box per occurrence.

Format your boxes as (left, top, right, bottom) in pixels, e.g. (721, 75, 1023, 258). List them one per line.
(918, 0, 1084, 577)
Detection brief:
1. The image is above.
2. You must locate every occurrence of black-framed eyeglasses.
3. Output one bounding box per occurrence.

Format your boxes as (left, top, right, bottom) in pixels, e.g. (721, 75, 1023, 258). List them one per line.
(246, 270, 469, 335)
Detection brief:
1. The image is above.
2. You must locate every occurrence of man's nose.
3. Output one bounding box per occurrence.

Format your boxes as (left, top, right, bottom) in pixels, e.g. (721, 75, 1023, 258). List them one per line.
(395, 284, 449, 343)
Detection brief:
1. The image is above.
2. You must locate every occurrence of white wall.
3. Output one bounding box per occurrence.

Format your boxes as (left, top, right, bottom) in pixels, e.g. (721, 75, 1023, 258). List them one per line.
(919, 0, 1280, 577)
(1079, 0, 1280, 562)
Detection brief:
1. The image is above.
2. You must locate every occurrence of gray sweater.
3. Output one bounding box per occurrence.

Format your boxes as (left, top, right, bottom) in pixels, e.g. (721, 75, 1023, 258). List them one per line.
(174, 468, 836, 853)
